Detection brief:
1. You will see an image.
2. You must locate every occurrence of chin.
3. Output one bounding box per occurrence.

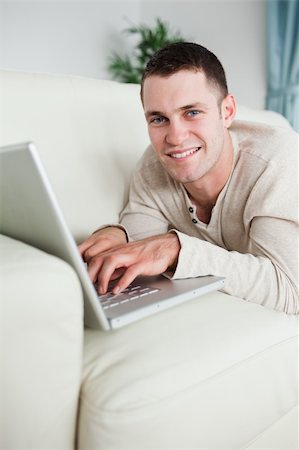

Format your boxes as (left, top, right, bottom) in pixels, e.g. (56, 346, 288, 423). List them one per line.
(169, 171, 201, 184)
(162, 160, 206, 184)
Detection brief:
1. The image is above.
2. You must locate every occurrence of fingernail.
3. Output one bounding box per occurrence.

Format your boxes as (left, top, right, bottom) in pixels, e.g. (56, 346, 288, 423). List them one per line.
(113, 286, 121, 295)
(98, 286, 105, 295)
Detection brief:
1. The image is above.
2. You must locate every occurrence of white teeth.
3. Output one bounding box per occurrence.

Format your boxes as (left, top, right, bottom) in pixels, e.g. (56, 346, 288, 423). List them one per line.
(170, 147, 200, 159)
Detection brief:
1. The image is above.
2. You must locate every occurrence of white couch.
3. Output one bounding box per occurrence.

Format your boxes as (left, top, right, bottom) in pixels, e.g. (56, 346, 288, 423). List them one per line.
(0, 69, 298, 450)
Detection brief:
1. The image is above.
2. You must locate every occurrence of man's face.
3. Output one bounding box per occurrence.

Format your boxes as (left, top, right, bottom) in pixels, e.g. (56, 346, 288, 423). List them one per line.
(142, 70, 235, 186)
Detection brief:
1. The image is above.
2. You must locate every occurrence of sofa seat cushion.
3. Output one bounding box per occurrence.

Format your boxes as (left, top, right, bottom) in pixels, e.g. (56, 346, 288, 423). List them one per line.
(1, 235, 84, 450)
(78, 291, 298, 449)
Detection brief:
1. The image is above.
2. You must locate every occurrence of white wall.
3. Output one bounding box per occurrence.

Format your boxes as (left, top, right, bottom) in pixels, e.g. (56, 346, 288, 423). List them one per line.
(140, 1, 267, 109)
(0, 0, 266, 108)
(0, 1, 141, 80)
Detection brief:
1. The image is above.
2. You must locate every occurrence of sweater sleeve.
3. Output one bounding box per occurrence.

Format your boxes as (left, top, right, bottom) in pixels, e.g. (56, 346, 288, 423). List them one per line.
(169, 229, 298, 314)
(169, 150, 299, 314)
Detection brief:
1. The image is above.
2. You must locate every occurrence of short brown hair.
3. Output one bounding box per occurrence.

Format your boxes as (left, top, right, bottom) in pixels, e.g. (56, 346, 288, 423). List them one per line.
(141, 42, 228, 101)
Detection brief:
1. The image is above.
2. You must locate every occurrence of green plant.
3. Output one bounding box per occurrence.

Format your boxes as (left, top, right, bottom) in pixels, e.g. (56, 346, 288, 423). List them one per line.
(108, 18, 187, 83)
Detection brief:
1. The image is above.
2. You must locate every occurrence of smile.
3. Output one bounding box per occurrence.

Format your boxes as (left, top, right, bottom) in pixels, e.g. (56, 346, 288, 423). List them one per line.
(169, 147, 201, 159)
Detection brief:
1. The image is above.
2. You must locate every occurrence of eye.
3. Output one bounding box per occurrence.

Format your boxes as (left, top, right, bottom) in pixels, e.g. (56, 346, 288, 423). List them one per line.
(186, 110, 201, 118)
(149, 116, 167, 125)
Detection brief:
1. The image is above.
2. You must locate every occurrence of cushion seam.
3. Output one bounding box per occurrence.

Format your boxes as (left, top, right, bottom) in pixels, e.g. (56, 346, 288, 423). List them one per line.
(80, 334, 298, 415)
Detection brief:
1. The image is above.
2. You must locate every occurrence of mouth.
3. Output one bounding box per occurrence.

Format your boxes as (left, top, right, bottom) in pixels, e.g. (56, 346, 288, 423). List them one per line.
(168, 147, 201, 159)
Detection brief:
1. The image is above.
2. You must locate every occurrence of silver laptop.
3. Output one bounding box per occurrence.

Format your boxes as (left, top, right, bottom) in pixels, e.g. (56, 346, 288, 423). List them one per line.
(0, 142, 225, 330)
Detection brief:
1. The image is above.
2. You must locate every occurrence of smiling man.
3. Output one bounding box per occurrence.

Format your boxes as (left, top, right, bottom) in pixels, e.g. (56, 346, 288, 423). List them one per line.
(79, 42, 298, 314)
(142, 69, 235, 223)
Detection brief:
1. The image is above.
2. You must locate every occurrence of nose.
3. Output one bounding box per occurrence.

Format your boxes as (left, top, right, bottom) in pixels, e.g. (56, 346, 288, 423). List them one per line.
(165, 119, 189, 146)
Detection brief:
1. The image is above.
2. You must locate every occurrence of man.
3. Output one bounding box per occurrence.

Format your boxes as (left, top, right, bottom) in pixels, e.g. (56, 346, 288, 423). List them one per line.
(79, 42, 298, 314)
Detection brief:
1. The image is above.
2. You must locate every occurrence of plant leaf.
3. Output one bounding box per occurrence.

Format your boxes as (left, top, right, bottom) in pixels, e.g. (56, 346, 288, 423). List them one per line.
(107, 18, 188, 83)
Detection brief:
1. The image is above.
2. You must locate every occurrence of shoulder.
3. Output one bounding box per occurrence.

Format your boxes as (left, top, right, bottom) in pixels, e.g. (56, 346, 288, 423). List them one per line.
(136, 144, 161, 170)
(228, 121, 298, 216)
(230, 120, 298, 167)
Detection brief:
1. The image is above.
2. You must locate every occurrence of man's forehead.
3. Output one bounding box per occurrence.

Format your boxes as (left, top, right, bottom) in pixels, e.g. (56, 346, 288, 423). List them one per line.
(143, 71, 217, 113)
(143, 70, 217, 94)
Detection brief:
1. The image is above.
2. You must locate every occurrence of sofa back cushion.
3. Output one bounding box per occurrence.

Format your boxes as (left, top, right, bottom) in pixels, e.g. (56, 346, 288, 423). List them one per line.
(0, 70, 149, 241)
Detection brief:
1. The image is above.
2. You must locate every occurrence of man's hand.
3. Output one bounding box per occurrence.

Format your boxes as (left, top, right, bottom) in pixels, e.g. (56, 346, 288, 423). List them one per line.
(78, 226, 128, 263)
(83, 232, 181, 295)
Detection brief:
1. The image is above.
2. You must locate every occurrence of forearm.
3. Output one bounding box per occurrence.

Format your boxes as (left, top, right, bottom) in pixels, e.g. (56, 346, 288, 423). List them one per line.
(120, 210, 170, 241)
(170, 231, 298, 314)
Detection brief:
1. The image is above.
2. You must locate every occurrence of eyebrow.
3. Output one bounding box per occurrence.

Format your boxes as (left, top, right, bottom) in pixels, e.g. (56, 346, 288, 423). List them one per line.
(145, 102, 209, 119)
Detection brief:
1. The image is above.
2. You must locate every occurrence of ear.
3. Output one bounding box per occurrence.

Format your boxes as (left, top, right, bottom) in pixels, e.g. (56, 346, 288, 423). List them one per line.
(221, 94, 236, 128)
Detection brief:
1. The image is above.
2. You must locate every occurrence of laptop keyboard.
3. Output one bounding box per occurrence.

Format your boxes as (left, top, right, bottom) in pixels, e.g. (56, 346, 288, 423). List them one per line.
(98, 284, 160, 310)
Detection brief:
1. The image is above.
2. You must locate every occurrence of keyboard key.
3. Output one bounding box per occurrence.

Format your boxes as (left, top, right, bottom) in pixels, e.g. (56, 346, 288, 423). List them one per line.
(99, 284, 160, 309)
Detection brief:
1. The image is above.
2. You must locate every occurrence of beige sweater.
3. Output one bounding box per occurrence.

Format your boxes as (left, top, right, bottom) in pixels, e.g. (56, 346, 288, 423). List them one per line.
(120, 120, 299, 314)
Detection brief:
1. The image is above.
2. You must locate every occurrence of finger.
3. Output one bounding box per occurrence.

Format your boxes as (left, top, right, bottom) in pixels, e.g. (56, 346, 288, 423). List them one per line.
(110, 267, 126, 281)
(79, 227, 127, 259)
(87, 254, 105, 284)
(97, 253, 132, 294)
(83, 241, 107, 263)
(78, 239, 93, 257)
(81, 238, 114, 263)
(78, 236, 104, 260)
(112, 264, 141, 294)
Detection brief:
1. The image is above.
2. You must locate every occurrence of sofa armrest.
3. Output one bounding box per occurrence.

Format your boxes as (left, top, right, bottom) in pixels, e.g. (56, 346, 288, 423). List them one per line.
(0, 234, 84, 450)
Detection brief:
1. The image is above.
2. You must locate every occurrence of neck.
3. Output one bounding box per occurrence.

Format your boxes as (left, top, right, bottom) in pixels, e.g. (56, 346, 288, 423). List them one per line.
(184, 131, 234, 209)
